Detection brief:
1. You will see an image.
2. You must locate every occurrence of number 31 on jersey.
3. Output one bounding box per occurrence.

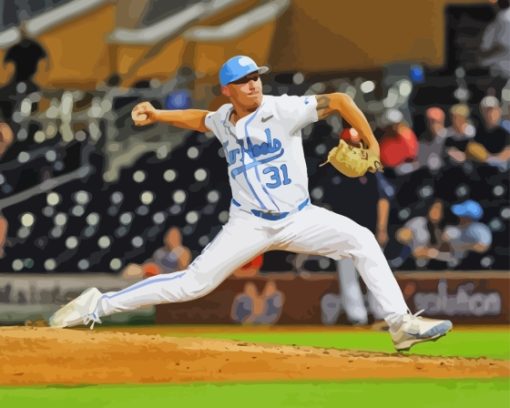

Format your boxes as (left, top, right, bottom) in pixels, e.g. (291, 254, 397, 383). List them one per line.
(263, 164, 292, 189)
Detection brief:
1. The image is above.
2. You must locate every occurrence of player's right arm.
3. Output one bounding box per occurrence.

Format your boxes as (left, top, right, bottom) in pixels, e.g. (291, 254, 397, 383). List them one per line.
(131, 101, 210, 133)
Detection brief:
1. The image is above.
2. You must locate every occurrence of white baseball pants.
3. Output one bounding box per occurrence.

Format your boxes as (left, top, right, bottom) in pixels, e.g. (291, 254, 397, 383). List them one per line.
(97, 205, 408, 317)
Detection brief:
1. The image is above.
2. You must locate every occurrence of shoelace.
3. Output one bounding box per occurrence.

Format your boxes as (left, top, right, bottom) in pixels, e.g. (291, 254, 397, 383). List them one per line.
(83, 312, 102, 330)
(411, 309, 425, 318)
(403, 309, 426, 334)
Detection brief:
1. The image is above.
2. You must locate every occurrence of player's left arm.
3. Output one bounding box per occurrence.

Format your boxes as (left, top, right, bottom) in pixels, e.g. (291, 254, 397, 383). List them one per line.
(315, 93, 379, 156)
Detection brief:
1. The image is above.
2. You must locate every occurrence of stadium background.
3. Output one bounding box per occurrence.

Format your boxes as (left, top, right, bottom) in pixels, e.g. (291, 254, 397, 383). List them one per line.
(0, 0, 508, 407)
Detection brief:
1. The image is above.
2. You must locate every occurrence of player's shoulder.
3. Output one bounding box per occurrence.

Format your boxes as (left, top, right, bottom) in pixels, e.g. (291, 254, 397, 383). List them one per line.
(270, 93, 306, 101)
(271, 93, 314, 108)
(206, 103, 233, 124)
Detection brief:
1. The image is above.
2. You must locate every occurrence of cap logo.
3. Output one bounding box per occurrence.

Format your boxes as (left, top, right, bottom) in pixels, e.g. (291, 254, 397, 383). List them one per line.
(238, 57, 253, 67)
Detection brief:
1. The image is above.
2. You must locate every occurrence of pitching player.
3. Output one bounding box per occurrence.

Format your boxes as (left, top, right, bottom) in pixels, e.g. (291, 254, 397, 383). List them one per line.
(50, 56, 452, 351)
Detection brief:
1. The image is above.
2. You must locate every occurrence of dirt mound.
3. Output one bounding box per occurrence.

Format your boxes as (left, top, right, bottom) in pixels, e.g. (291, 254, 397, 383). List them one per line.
(0, 327, 508, 385)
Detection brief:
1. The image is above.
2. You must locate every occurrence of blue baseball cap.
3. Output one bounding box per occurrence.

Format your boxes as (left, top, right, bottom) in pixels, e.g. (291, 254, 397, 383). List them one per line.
(219, 55, 269, 86)
(451, 200, 483, 220)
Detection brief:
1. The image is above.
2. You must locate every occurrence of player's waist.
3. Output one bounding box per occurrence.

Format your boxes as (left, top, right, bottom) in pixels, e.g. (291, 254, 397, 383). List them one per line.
(232, 197, 310, 221)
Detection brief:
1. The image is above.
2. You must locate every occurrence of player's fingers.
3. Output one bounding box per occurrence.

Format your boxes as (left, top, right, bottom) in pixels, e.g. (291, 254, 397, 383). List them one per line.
(140, 105, 153, 115)
(368, 161, 382, 173)
(137, 106, 152, 117)
(132, 107, 142, 117)
(131, 110, 141, 121)
(141, 102, 152, 111)
(134, 118, 151, 126)
(133, 103, 147, 113)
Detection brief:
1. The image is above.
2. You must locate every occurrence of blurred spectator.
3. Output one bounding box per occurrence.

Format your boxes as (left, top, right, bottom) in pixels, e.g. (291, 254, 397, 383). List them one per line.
(444, 104, 476, 164)
(4, 32, 47, 85)
(479, 0, 510, 79)
(231, 281, 284, 324)
(331, 257, 386, 325)
(379, 109, 419, 172)
(418, 107, 447, 171)
(466, 96, 510, 168)
(375, 193, 391, 247)
(232, 254, 264, 278)
(442, 200, 492, 262)
(142, 262, 161, 278)
(149, 227, 191, 275)
(0, 122, 14, 158)
(121, 227, 191, 280)
(0, 214, 8, 258)
(0, 23, 48, 119)
(121, 263, 144, 281)
(394, 201, 451, 267)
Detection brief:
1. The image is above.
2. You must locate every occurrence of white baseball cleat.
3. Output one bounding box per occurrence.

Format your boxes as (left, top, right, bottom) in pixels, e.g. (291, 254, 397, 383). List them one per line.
(49, 287, 103, 329)
(390, 310, 453, 352)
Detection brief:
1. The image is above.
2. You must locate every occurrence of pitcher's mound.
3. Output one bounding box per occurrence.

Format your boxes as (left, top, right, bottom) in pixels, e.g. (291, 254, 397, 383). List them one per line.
(0, 327, 508, 385)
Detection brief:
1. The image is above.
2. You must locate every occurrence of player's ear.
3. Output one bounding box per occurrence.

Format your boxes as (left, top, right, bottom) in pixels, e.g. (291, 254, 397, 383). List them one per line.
(221, 85, 231, 97)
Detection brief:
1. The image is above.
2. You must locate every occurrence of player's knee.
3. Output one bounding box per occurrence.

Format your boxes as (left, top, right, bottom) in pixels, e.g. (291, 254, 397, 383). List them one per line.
(187, 269, 217, 298)
(356, 227, 377, 247)
(192, 279, 215, 297)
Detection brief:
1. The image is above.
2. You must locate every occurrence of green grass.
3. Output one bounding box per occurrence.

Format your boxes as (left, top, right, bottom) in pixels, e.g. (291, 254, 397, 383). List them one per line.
(161, 328, 510, 360)
(1, 379, 509, 408)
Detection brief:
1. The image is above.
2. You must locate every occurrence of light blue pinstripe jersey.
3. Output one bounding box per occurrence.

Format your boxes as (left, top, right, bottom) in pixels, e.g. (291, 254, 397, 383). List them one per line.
(205, 94, 318, 213)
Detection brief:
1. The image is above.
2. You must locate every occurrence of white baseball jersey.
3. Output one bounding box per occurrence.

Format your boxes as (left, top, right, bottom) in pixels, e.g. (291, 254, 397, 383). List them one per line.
(204, 94, 319, 214)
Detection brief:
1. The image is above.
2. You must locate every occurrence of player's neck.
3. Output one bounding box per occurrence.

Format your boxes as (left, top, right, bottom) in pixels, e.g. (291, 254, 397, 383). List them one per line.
(230, 101, 261, 125)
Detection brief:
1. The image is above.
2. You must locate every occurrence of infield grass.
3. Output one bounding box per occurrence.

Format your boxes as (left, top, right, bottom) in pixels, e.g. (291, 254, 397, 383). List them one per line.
(1, 379, 509, 408)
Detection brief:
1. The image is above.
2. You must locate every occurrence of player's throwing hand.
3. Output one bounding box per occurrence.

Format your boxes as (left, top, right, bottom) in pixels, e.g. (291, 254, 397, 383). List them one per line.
(131, 102, 159, 126)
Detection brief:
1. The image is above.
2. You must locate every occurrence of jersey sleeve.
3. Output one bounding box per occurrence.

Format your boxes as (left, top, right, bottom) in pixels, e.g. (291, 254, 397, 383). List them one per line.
(275, 94, 319, 134)
(204, 106, 230, 143)
(204, 111, 216, 132)
(204, 104, 232, 143)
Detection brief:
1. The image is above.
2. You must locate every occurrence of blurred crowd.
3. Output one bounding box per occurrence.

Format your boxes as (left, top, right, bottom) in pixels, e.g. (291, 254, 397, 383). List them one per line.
(0, 0, 507, 277)
(370, 95, 509, 270)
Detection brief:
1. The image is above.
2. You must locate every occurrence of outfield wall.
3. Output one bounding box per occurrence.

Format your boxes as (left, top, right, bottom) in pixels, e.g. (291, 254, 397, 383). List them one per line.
(0, 272, 508, 325)
(156, 272, 509, 325)
(0, 273, 153, 325)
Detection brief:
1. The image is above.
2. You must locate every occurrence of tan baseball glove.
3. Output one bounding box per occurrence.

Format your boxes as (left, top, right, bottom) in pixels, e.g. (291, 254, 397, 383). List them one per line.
(320, 139, 383, 178)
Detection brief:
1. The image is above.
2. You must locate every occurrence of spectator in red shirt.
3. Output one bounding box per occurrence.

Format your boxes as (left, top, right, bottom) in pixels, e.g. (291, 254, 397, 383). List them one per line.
(379, 109, 419, 171)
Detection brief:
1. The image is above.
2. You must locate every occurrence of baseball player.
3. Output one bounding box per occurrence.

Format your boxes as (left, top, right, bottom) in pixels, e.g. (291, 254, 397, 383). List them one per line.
(50, 56, 452, 351)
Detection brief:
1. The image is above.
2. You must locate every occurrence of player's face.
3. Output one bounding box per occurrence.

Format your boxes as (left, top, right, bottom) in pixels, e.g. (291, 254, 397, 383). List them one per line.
(222, 72, 263, 109)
